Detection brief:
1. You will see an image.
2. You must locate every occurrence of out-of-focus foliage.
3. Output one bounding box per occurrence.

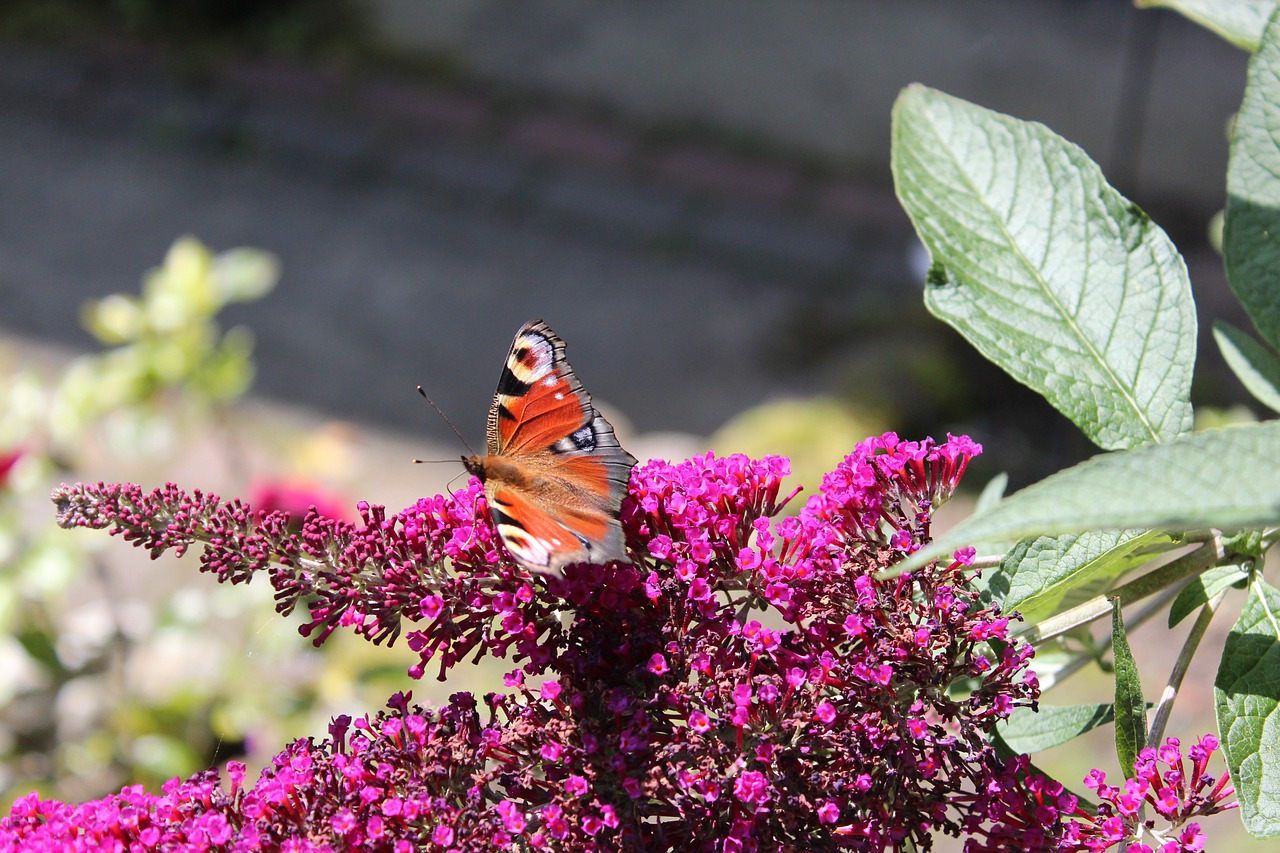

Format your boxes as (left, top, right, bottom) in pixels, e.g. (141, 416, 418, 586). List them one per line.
(0, 236, 404, 804)
(0, 236, 281, 802)
(51, 237, 274, 454)
(708, 396, 885, 507)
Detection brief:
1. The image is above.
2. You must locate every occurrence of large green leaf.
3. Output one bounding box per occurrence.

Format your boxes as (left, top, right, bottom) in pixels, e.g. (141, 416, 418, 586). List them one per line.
(899, 421, 1280, 572)
(1215, 578, 1280, 836)
(990, 530, 1166, 622)
(1226, 6, 1280, 350)
(1111, 599, 1147, 778)
(892, 85, 1195, 451)
(1169, 563, 1251, 628)
(1137, 0, 1273, 50)
(1215, 320, 1280, 414)
(997, 703, 1118, 755)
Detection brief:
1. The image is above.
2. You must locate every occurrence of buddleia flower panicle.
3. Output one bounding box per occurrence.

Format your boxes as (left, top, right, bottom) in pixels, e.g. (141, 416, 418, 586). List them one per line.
(969, 734, 1235, 853)
(23, 433, 1234, 851)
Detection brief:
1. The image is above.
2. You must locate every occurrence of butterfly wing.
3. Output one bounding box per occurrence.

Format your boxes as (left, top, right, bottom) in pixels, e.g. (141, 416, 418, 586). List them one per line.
(480, 319, 636, 572)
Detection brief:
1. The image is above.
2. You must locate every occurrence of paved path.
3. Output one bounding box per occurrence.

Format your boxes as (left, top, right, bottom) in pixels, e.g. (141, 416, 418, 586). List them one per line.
(0, 35, 1244, 484)
(372, 0, 1245, 212)
(0, 42, 915, 444)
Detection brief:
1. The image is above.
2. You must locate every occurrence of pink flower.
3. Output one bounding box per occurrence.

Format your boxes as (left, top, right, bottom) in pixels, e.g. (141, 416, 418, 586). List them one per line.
(0, 448, 21, 490)
(495, 799, 525, 833)
(733, 771, 771, 808)
(32, 437, 1079, 850)
(250, 477, 350, 523)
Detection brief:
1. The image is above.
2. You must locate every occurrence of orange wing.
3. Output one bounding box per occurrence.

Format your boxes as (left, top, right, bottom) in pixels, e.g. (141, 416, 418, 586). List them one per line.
(472, 320, 636, 572)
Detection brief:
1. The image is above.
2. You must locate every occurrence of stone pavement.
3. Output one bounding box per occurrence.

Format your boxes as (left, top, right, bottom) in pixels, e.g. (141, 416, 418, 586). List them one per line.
(0, 37, 917, 445)
(0, 14, 1246, 477)
(370, 0, 1246, 214)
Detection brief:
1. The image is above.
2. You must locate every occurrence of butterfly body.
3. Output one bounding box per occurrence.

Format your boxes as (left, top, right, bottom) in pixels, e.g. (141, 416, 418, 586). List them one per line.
(464, 320, 636, 573)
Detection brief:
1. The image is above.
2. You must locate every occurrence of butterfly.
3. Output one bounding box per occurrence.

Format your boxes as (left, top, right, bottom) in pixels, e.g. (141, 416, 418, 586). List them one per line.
(462, 320, 637, 573)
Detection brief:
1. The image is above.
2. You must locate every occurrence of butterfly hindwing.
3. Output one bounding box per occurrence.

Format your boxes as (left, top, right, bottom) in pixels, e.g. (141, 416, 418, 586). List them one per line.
(466, 320, 636, 573)
(486, 482, 617, 569)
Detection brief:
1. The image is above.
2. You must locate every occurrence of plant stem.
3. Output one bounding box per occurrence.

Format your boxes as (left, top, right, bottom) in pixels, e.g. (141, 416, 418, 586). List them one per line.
(1146, 588, 1227, 750)
(1033, 582, 1183, 693)
(1017, 539, 1225, 646)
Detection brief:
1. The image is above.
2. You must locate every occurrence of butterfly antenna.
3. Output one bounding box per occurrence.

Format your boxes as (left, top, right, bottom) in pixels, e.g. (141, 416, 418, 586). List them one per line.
(416, 385, 476, 456)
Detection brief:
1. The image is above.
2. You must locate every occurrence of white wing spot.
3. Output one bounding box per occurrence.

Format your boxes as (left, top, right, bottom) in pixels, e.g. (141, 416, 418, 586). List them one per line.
(498, 524, 551, 567)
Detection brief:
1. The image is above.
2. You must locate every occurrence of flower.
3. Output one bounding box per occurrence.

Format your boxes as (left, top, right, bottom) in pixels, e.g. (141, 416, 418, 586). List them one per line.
(34, 434, 1067, 850)
(967, 735, 1235, 852)
(249, 477, 352, 524)
(0, 448, 21, 490)
(1078, 735, 1235, 851)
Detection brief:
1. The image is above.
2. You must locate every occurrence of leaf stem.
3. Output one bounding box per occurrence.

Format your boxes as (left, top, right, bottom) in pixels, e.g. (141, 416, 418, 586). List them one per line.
(1146, 588, 1227, 750)
(1028, 583, 1182, 693)
(1017, 539, 1226, 645)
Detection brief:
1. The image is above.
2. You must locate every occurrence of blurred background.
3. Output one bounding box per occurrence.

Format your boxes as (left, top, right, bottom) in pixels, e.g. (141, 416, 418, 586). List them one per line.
(0, 0, 1265, 847)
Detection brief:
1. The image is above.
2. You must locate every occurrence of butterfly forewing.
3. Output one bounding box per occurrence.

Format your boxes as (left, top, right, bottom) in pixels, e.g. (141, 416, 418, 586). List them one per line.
(468, 319, 637, 573)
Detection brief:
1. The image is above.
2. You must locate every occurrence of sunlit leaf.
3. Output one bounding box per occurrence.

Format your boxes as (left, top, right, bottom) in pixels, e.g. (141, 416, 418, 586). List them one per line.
(1215, 321, 1280, 414)
(998, 703, 1119, 754)
(1137, 0, 1273, 51)
(1215, 578, 1280, 836)
(892, 85, 1195, 451)
(992, 530, 1166, 621)
(1226, 5, 1280, 348)
(1169, 564, 1250, 628)
(899, 422, 1280, 572)
(1111, 599, 1147, 778)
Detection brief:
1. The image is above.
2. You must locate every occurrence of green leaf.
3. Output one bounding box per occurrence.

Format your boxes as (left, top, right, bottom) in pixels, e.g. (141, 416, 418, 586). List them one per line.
(212, 248, 280, 304)
(1215, 578, 1280, 836)
(975, 472, 1009, 513)
(1111, 598, 1147, 778)
(1169, 564, 1250, 628)
(1226, 528, 1270, 558)
(1226, 6, 1280, 349)
(997, 703, 1118, 754)
(1215, 320, 1280, 414)
(892, 85, 1195, 451)
(15, 628, 63, 675)
(1137, 0, 1274, 50)
(991, 530, 1166, 622)
(898, 421, 1280, 572)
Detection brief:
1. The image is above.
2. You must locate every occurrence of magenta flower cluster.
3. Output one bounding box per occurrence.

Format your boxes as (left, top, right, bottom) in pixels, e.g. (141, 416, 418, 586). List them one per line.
(1078, 734, 1235, 851)
(8, 433, 1233, 850)
(2, 691, 618, 852)
(968, 735, 1234, 853)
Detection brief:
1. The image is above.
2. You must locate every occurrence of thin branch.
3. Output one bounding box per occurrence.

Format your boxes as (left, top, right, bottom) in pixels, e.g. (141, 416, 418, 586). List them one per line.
(1034, 582, 1184, 693)
(1146, 589, 1227, 750)
(1017, 539, 1226, 646)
